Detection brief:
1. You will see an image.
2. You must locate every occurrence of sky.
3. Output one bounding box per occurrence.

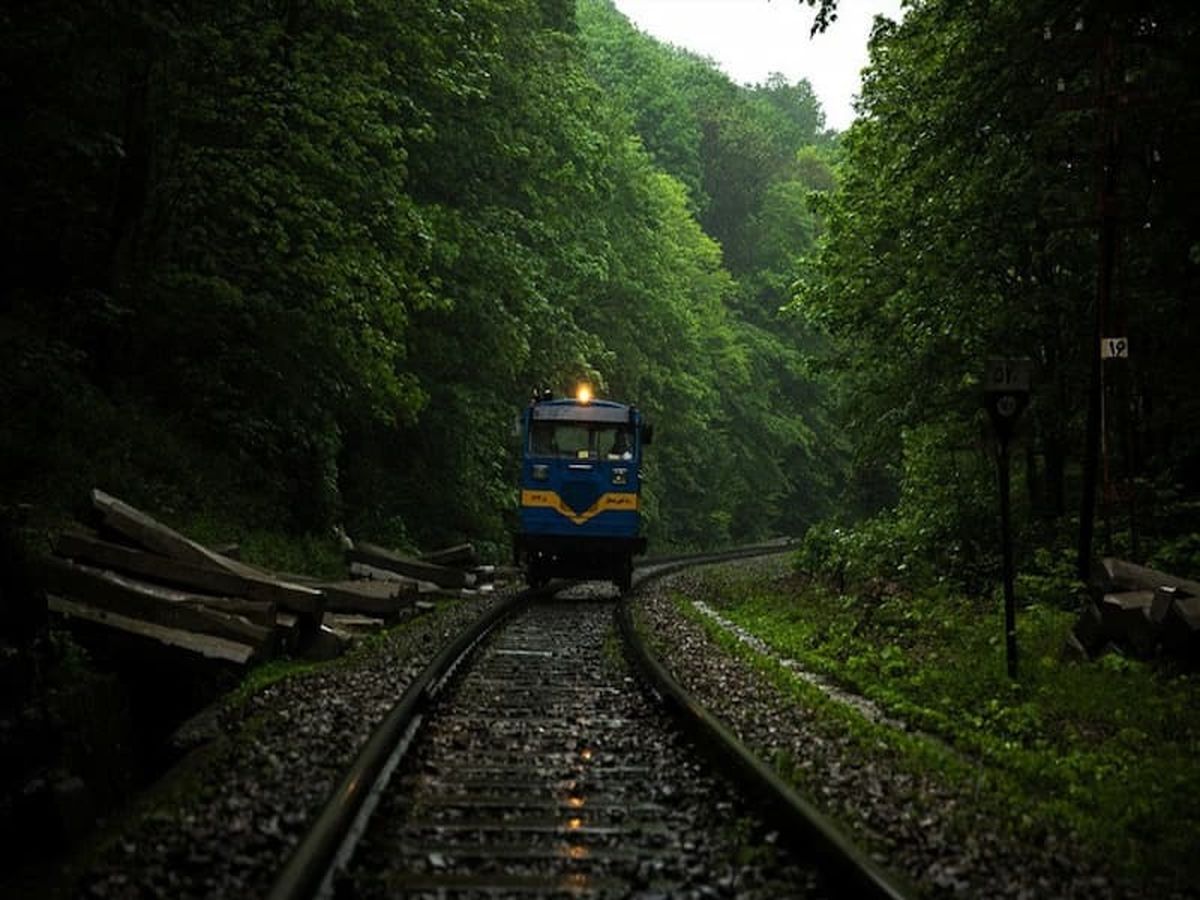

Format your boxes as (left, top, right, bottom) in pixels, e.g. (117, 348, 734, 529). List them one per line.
(610, 0, 906, 132)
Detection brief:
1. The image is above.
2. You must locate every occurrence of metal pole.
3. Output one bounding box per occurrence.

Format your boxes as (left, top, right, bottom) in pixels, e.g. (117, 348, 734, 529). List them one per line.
(998, 436, 1018, 680)
(1078, 352, 1100, 581)
(1078, 23, 1120, 582)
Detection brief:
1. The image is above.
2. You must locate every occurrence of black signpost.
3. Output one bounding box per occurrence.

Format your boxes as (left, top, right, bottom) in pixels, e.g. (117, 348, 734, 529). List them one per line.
(984, 358, 1032, 680)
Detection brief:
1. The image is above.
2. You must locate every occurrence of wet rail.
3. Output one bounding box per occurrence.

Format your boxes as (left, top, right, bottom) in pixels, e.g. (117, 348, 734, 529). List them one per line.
(267, 551, 910, 899)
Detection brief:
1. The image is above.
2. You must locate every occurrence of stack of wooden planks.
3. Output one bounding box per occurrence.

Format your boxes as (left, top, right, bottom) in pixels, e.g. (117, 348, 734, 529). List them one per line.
(44, 491, 329, 664)
(44, 491, 410, 664)
(1069, 557, 1200, 661)
(43, 491, 516, 666)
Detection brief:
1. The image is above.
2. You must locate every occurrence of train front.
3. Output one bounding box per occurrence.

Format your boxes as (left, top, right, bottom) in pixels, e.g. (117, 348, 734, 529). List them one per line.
(515, 387, 650, 591)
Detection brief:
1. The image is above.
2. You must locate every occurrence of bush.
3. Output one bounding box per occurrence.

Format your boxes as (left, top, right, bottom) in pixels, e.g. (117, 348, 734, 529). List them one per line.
(1148, 533, 1200, 579)
(797, 422, 1025, 592)
(795, 514, 934, 588)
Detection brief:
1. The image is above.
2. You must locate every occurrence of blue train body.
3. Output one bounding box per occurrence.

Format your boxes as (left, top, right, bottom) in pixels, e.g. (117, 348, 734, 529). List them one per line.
(514, 394, 650, 591)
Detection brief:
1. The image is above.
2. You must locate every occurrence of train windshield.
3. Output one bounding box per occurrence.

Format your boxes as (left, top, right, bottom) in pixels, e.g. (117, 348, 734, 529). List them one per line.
(530, 422, 633, 460)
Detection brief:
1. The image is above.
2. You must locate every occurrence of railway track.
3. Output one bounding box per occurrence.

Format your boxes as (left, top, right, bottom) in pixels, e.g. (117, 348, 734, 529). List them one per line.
(268, 553, 910, 899)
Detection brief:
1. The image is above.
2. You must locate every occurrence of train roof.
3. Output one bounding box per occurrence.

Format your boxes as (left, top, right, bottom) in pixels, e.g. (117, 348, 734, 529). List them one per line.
(529, 398, 634, 423)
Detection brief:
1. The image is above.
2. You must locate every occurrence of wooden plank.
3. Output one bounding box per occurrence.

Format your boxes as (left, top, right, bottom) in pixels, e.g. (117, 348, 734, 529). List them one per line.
(40, 557, 273, 647)
(314, 580, 415, 618)
(420, 543, 478, 567)
(282, 572, 411, 602)
(1168, 595, 1200, 633)
(1099, 591, 1159, 658)
(348, 542, 473, 589)
(88, 491, 324, 616)
(93, 489, 223, 569)
(175, 596, 277, 627)
(55, 531, 277, 626)
(322, 579, 405, 598)
(1150, 586, 1179, 625)
(1102, 558, 1200, 598)
(274, 611, 301, 654)
(1101, 590, 1154, 612)
(223, 576, 322, 617)
(1163, 596, 1200, 656)
(345, 564, 448, 595)
(47, 595, 257, 664)
(347, 561, 425, 587)
(325, 613, 387, 633)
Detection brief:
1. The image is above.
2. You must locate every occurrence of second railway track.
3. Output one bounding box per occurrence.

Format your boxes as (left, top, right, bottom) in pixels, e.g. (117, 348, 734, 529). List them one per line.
(271, 556, 909, 899)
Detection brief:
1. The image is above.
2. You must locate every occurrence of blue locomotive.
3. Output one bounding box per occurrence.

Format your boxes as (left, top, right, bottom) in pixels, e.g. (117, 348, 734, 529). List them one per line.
(514, 386, 651, 591)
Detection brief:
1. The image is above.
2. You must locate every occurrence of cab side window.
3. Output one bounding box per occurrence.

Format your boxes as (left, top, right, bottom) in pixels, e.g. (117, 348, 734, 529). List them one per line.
(530, 422, 556, 456)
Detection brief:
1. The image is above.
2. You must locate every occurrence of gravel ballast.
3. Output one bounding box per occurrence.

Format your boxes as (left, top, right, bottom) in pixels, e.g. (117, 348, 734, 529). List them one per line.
(344, 590, 824, 898)
(28, 554, 1190, 899)
(633, 556, 1187, 900)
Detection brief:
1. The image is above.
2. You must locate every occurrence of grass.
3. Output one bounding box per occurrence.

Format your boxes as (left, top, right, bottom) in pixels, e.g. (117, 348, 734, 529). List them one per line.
(227, 655, 326, 708)
(677, 561, 1200, 887)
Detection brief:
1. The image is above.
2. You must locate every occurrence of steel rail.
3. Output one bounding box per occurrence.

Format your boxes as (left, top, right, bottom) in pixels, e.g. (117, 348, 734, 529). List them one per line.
(266, 589, 533, 900)
(618, 557, 914, 900)
(636, 538, 796, 570)
(268, 543, 887, 900)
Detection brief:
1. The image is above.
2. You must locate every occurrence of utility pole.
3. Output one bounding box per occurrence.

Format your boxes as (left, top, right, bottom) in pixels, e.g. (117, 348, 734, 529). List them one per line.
(1076, 17, 1125, 581)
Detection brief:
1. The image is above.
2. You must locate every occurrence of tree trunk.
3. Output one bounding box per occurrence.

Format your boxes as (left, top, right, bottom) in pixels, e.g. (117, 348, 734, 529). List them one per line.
(106, 50, 153, 293)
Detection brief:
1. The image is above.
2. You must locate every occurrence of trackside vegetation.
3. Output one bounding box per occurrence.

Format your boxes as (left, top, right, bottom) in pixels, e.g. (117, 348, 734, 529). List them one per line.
(675, 561, 1200, 888)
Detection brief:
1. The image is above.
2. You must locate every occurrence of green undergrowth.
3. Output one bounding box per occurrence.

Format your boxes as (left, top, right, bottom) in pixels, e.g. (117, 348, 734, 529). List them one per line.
(173, 514, 347, 581)
(227, 656, 326, 709)
(677, 563, 1200, 887)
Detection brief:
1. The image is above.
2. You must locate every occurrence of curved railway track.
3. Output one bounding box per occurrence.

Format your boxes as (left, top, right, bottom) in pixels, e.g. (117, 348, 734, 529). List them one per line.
(268, 552, 910, 899)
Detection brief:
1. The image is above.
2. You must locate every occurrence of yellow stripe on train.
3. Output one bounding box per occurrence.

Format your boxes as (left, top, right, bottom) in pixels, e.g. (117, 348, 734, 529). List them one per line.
(520, 490, 639, 525)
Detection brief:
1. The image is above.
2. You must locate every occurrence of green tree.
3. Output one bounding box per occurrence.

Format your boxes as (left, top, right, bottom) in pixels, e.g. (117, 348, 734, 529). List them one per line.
(796, 0, 1200, 574)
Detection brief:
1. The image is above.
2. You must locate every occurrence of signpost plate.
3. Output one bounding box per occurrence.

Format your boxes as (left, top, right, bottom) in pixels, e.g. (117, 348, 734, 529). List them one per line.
(984, 357, 1033, 393)
(1101, 337, 1129, 359)
(983, 357, 1032, 441)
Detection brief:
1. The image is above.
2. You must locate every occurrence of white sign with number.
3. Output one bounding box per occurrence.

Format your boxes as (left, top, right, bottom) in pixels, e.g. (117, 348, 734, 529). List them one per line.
(1101, 337, 1129, 359)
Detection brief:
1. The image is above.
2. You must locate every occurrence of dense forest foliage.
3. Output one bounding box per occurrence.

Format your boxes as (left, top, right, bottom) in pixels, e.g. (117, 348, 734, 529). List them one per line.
(1, 0, 840, 555)
(3, 0, 1196, 581)
(794, 0, 1200, 588)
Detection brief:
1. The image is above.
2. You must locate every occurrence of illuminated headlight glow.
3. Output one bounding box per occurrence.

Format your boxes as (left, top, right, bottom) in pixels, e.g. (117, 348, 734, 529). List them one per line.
(576, 383, 592, 404)
(612, 467, 628, 485)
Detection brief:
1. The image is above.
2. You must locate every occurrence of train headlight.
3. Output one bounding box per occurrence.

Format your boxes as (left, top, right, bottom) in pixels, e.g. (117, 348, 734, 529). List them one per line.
(532, 464, 549, 481)
(576, 383, 592, 404)
(612, 467, 628, 485)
